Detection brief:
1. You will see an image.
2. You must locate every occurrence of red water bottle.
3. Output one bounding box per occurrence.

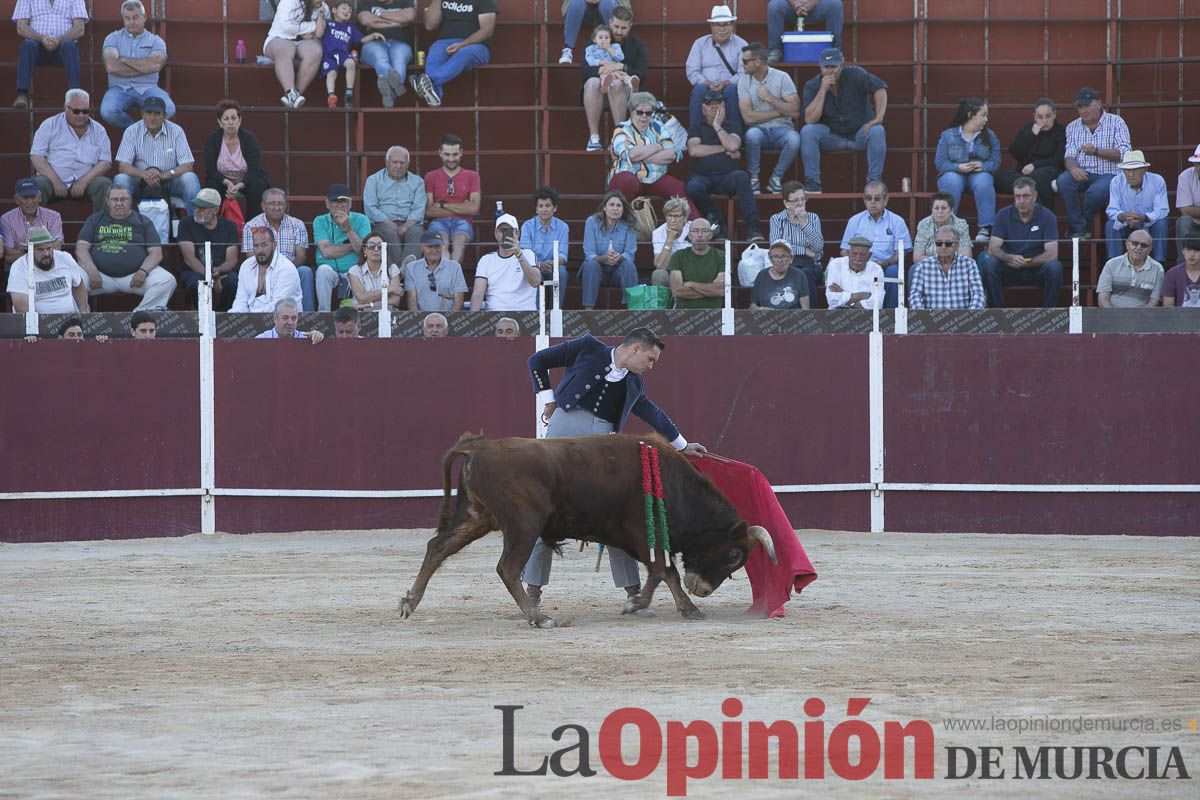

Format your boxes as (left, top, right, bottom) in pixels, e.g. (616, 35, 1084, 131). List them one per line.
(235, 40, 246, 64)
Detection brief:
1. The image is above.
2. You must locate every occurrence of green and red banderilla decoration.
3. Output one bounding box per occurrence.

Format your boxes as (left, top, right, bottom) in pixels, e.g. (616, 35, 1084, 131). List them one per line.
(640, 440, 671, 556)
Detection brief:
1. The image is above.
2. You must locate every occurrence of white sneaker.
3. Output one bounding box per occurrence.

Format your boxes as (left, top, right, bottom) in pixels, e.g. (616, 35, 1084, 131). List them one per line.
(284, 89, 304, 108)
(586, 134, 602, 151)
(558, 47, 573, 64)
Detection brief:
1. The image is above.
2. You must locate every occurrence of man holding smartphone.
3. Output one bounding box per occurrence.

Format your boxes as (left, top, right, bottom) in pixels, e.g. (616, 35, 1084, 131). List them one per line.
(469, 213, 539, 311)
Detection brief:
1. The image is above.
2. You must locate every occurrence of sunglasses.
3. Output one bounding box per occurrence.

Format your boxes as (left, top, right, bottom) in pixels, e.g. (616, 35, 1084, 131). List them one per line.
(446, 176, 455, 197)
(934, 241, 957, 248)
(68, 107, 90, 115)
(1128, 240, 1151, 249)
(364, 242, 382, 250)
(864, 194, 885, 201)
(427, 272, 438, 292)
(632, 109, 653, 117)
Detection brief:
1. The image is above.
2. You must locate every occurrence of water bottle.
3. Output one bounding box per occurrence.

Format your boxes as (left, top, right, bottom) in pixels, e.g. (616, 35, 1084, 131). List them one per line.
(796, 17, 805, 32)
(495, 200, 504, 218)
(234, 40, 246, 64)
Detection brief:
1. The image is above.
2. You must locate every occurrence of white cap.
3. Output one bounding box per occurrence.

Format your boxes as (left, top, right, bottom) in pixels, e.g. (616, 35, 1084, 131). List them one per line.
(495, 213, 519, 230)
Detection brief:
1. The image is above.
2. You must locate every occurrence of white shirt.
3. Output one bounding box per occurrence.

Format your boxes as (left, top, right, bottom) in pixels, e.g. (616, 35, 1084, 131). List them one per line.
(230, 251, 303, 313)
(475, 248, 538, 311)
(825, 256, 885, 309)
(5, 250, 83, 313)
(652, 221, 692, 256)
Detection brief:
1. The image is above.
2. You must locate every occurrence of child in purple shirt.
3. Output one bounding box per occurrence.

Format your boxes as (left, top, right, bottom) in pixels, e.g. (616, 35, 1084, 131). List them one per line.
(322, 0, 382, 108)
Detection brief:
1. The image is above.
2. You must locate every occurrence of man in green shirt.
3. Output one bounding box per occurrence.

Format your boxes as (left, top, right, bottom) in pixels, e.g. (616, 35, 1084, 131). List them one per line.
(668, 216, 725, 308)
(313, 182, 371, 310)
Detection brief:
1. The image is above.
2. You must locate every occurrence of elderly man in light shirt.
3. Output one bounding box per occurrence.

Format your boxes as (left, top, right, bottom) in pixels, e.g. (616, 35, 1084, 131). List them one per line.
(255, 298, 324, 342)
(100, 0, 174, 129)
(825, 235, 884, 309)
(12, 0, 87, 108)
(363, 145, 426, 267)
(231, 226, 303, 313)
(1104, 149, 1169, 263)
(113, 94, 200, 214)
(30, 89, 113, 212)
(6, 225, 86, 314)
(685, 5, 745, 128)
(1176, 144, 1200, 245)
(1096, 228, 1163, 308)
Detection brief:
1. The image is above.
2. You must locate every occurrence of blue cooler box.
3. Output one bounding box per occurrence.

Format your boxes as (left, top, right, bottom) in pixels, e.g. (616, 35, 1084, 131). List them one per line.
(781, 32, 834, 63)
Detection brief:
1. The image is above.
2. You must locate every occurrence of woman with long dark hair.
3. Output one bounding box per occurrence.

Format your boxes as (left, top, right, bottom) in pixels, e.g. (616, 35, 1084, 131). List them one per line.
(580, 189, 639, 308)
(934, 96, 1002, 243)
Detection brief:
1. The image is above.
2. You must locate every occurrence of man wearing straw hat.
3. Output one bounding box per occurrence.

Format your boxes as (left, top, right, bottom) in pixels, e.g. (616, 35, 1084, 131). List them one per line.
(6, 225, 86, 314)
(1104, 149, 1169, 263)
(1176, 143, 1200, 245)
(522, 328, 707, 617)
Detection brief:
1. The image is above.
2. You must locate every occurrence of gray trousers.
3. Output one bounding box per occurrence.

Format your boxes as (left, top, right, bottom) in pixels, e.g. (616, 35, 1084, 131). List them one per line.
(372, 221, 424, 266)
(521, 407, 642, 589)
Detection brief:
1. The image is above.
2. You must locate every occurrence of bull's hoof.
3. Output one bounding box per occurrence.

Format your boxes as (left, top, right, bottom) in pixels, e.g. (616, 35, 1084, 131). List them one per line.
(681, 607, 705, 621)
(529, 616, 557, 629)
(621, 598, 640, 615)
(399, 592, 415, 619)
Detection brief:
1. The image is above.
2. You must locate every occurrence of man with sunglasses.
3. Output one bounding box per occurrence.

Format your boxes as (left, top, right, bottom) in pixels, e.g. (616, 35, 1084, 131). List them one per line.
(29, 89, 112, 213)
(404, 230, 467, 311)
(424, 133, 480, 267)
(1096, 229, 1163, 308)
(839, 180, 911, 307)
(908, 226, 986, 310)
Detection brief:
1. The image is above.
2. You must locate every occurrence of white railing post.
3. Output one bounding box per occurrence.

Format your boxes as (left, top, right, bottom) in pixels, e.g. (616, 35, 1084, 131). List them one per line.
(198, 246, 216, 535)
(722, 239, 734, 335)
(893, 236, 907, 335)
(550, 239, 563, 338)
(869, 324, 885, 534)
(1069, 236, 1082, 334)
(378, 242, 392, 338)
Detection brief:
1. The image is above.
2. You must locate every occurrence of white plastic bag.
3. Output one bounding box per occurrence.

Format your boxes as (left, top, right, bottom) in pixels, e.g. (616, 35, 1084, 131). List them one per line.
(738, 243, 769, 287)
(138, 199, 170, 244)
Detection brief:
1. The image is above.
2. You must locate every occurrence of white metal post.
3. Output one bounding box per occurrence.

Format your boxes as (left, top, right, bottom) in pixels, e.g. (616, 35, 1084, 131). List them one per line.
(198, 246, 216, 535)
(550, 239, 563, 338)
(378, 242, 392, 338)
(868, 329, 885, 533)
(24, 256, 38, 335)
(1069, 237, 1082, 333)
(722, 239, 734, 335)
(893, 236, 907, 334)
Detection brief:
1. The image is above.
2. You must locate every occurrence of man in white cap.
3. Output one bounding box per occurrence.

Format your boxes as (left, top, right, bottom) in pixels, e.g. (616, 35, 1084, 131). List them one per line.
(1175, 143, 1200, 244)
(6, 225, 86, 314)
(1104, 149, 1168, 263)
(469, 213, 539, 311)
(685, 6, 746, 128)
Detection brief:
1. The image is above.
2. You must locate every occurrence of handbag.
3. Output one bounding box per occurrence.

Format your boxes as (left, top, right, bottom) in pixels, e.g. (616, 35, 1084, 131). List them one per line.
(629, 196, 657, 242)
(625, 284, 671, 310)
(220, 196, 245, 238)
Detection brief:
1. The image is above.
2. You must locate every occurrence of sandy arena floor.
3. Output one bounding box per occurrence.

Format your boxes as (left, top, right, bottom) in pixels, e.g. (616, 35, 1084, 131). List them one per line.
(1, 529, 1197, 799)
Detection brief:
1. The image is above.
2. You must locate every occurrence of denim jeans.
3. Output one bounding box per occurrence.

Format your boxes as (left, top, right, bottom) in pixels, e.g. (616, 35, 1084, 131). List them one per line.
(979, 254, 1063, 308)
(1056, 170, 1114, 234)
(937, 171, 997, 227)
(579, 256, 637, 307)
(563, 0, 616, 49)
(767, 0, 844, 50)
(17, 39, 81, 92)
(100, 86, 175, 129)
(688, 82, 741, 129)
(113, 171, 201, 215)
(744, 126, 802, 180)
(427, 217, 475, 242)
(180, 265, 240, 311)
(800, 122, 886, 185)
(297, 266, 316, 312)
(1104, 217, 1168, 263)
(424, 39, 490, 97)
(360, 39, 413, 82)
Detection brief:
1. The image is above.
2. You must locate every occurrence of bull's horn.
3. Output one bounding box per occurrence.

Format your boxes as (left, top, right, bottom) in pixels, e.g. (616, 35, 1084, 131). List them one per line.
(749, 525, 777, 565)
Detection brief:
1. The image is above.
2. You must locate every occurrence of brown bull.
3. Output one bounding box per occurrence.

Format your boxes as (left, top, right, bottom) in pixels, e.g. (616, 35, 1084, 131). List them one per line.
(399, 433, 776, 627)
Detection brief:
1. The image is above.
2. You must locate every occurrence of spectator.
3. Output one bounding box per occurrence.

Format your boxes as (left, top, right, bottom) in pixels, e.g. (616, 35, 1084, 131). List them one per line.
(995, 97, 1065, 210)
(980, 176, 1062, 308)
(607, 92, 697, 216)
(934, 97, 1001, 243)
(1161, 237, 1200, 308)
(908, 225, 986, 310)
(424, 133, 480, 266)
(685, 6, 745, 128)
(333, 305, 362, 337)
(560, 0, 616, 65)
(800, 48, 887, 193)
(356, 0, 416, 108)
(750, 240, 810, 309)
(686, 89, 765, 243)
(580, 191, 639, 309)
(255, 297, 324, 342)
(1096, 229, 1162, 308)
(422, 311, 449, 337)
(313, 183, 371, 311)
(323, 0, 381, 108)
(520, 186, 571, 286)
(177, 188, 240, 311)
(668, 217, 725, 309)
(585, 25, 634, 93)
(203, 99, 270, 220)
(405, 230, 467, 311)
(100, 0, 174, 129)
(580, 5, 645, 151)
(1177, 145, 1200, 245)
(75, 184, 175, 310)
(264, 0, 326, 108)
(56, 317, 84, 339)
(231, 226, 304, 313)
(768, 181, 824, 307)
(767, 0, 844, 62)
(1058, 87, 1130, 239)
(30, 89, 113, 213)
(470, 213, 539, 311)
(825, 235, 884, 309)
(113, 95, 201, 214)
(363, 145, 426, 267)
(13, 0, 86, 108)
(1105, 150, 1169, 263)
(129, 309, 156, 338)
(910, 193, 970, 264)
(348, 232, 403, 309)
(495, 316, 520, 338)
(242, 188, 317, 311)
(410, 0, 496, 107)
(650, 196, 692, 287)
(840, 181, 911, 308)
(736, 42, 800, 195)
(2, 178, 63, 264)
(6, 225, 85, 314)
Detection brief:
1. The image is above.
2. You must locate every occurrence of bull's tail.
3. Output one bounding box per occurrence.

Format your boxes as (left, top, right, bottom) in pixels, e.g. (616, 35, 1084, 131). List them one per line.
(437, 432, 485, 531)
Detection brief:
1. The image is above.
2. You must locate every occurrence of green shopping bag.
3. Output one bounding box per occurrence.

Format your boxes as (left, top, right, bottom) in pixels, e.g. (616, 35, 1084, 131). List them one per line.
(625, 284, 672, 310)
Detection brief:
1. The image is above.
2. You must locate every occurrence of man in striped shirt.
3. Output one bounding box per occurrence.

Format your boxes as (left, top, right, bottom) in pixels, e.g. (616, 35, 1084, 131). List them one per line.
(12, 0, 87, 108)
(241, 188, 317, 311)
(1057, 87, 1131, 239)
(908, 225, 986, 310)
(112, 95, 200, 213)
